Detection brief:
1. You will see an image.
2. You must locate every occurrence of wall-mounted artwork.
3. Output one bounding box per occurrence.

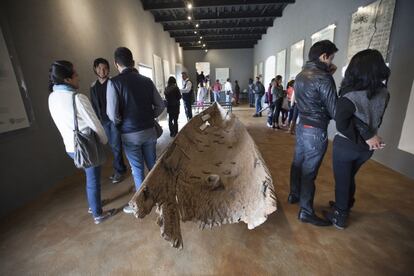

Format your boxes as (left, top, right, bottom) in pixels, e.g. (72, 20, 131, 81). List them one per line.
(398, 80, 414, 155)
(215, 68, 229, 85)
(289, 40, 304, 80)
(347, 0, 396, 62)
(163, 59, 170, 86)
(138, 63, 153, 81)
(175, 63, 183, 87)
(276, 49, 286, 84)
(253, 64, 258, 79)
(0, 27, 29, 134)
(264, 56, 275, 87)
(311, 24, 336, 45)
(153, 54, 164, 94)
(258, 62, 264, 78)
(195, 62, 210, 77)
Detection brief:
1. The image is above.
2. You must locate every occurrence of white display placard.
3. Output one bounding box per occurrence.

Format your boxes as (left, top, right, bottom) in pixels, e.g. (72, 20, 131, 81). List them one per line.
(195, 62, 210, 76)
(264, 56, 275, 86)
(153, 54, 164, 94)
(289, 40, 305, 80)
(163, 59, 170, 86)
(175, 63, 183, 86)
(215, 68, 229, 85)
(258, 62, 264, 78)
(0, 28, 29, 133)
(311, 24, 336, 45)
(347, 0, 396, 62)
(276, 49, 286, 83)
(398, 80, 414, 155)
(254, 64, 258, 79)
(138, 64, 153, 81)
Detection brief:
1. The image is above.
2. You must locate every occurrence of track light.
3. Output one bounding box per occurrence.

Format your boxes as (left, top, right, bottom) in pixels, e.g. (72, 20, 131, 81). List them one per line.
(187, 16, 192, 20)
(187, 3, 192, 10)
(196, 24, 199, 28)
(203, 44, 206, 47)
(205, 49, 208, 52)
(194, 31, 197, 34)
(198, 40, 201, 44)
(200, 36, 203, 39)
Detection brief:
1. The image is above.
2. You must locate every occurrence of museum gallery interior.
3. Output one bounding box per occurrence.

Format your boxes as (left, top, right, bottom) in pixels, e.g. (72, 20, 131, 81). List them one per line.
(0, 0, 413, 274)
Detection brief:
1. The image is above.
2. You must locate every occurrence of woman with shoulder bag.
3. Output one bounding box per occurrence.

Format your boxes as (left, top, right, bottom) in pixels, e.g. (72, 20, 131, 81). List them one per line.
(48, 60, 115, 224)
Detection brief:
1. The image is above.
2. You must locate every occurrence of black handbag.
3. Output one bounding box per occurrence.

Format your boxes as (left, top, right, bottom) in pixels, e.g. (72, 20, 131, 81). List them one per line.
(154, 120, 163, 138)
(72, 93, 106, 169)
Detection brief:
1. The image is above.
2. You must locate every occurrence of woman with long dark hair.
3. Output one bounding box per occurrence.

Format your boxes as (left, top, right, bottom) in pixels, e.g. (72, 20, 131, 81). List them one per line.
(324, 49, 391, 229)
(48, 60, 115, 224)
(164, 76, 181, 137)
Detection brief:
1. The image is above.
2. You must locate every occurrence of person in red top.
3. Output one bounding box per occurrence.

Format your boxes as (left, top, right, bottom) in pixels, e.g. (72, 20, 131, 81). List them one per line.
(212, 79, 222, 102)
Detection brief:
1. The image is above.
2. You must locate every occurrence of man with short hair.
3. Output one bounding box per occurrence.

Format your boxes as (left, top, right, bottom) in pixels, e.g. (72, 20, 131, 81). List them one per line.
(224, 78, 233, 103)
(288, 40, 338, 226)
(90, 58, 127, 184)
(180, 72, 193, 120)
(253, 76, 265, 117)
(106, 47, 165, 214)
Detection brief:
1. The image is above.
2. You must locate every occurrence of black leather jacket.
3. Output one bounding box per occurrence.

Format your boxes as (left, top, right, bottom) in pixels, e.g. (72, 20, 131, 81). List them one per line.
(294, 60, 337, 130)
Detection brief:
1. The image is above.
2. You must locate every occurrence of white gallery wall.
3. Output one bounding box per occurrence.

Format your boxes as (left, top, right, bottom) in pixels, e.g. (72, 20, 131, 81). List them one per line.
(254, 0, 414, 179)
(0, 0, 183, 217)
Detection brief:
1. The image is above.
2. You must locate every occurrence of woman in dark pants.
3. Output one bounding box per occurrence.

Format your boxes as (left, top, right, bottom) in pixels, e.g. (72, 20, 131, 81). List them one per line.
(164, 76, 182, 137)
(324, 49, 391, 229)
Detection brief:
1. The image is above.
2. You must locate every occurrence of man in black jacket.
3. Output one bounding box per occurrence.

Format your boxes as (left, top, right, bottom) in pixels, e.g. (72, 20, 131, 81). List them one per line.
(90, 58, 126, 184)
(288, 40, 338, 226)
(106, 47, 165, 214)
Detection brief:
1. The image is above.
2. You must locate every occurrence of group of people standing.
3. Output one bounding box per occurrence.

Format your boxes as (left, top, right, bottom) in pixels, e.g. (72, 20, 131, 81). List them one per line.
(48, 41, 390, 230)
(287, 40, 390, 229)
(49, 47, 167, 224)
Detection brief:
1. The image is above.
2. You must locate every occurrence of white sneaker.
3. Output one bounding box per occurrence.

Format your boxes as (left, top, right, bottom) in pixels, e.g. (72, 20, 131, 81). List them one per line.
(267, 122, 273, 128)
(94, 209, 116, 224)
(123, 205, 135, 214)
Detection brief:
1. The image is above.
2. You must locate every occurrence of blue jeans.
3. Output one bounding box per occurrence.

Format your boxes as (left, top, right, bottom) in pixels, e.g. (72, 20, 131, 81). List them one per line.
(248, 91, 255, 106)
(289, 124, 328, 214)
(121, 128, 157, 191)
(67, 152, 102, 217)
(255, 94, 263, 114)
(102, 121, 127, 175)
(213, 91, 220, 102)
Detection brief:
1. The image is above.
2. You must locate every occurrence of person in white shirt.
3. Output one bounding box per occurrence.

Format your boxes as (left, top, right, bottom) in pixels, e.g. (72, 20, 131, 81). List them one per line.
(197, 81, 207, 105)
(180, 72, 193, 120)
(48, 60, 115, 224)
(224, 78, 233, 103)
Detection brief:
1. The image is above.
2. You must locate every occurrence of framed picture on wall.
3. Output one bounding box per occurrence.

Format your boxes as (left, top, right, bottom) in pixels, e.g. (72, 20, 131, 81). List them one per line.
(0, 26, 30, 134)
(289, 40, 304, 80)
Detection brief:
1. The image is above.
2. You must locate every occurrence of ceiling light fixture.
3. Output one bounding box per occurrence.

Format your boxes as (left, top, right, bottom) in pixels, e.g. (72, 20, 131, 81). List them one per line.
(203, 44, 206, 47)
(187, 3, 193, 10)
(187, 16, 192, 20)
(198, 40, 201, 44)
(194, 31, 197, 34)
(200, 36, 203, 39)
(205, 49, 208, 53)
(195, 24, 199, 28)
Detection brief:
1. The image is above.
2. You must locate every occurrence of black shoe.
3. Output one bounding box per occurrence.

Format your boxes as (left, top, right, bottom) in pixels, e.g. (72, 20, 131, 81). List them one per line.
(323, 208, 348, 229)
(298, 209, 332, 226)
(110, 173, 124, 184)
(288, 194, 299, 204)
(253, 114, 259, 117)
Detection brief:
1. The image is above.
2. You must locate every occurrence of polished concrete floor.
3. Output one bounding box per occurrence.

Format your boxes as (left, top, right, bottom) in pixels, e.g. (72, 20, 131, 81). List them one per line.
(1, 105, 413, 275)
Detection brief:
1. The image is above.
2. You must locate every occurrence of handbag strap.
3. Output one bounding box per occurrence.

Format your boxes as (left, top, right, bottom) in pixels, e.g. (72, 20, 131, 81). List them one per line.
(72, 92, 79, 132)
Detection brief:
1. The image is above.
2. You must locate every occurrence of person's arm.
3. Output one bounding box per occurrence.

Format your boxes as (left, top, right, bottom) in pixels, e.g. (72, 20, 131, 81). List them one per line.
(320, 76, 337, 119)
(76, 94, 108, 144)
(152, 83, 165, 118)
(180, 80, 192, 94)
(89, 85, 100, 120)
(106, 79, 122, 126)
